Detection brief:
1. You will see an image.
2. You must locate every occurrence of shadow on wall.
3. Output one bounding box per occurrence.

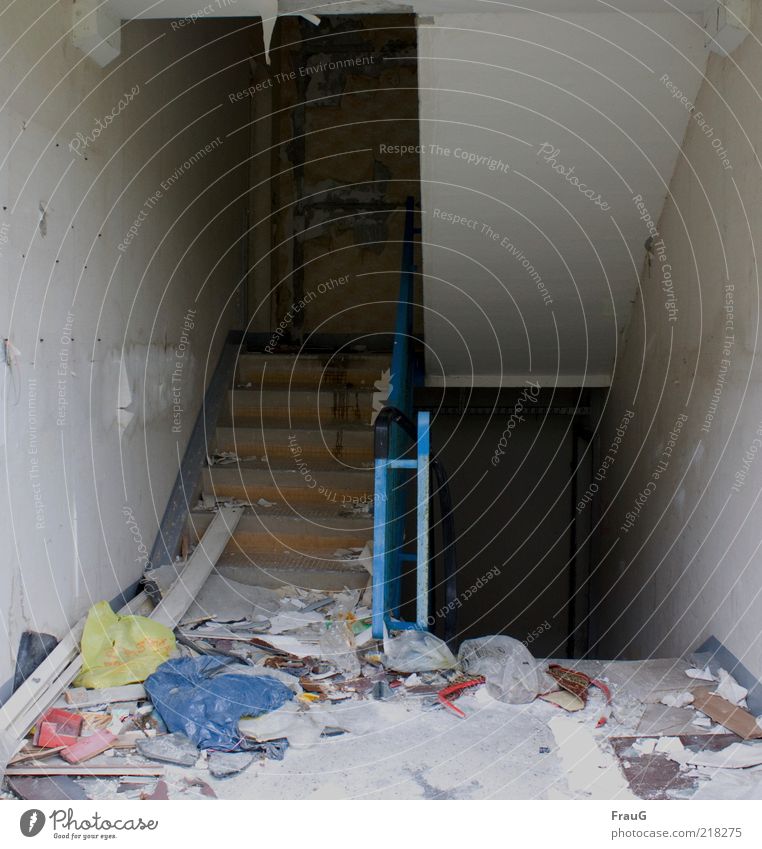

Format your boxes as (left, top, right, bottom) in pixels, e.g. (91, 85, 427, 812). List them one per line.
(404, 387, 591, 658)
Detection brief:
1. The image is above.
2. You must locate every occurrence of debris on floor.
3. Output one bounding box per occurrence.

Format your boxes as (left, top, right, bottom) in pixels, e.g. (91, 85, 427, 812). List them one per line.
(75, 601, 175, 689)
(5, 561, 762, 800)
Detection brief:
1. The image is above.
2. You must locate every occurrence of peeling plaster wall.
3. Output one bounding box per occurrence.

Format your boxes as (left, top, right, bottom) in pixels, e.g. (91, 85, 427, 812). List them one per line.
(260, 15, 420, 340)
(0, 6, 252, 695)
(593, 11, 762, 676)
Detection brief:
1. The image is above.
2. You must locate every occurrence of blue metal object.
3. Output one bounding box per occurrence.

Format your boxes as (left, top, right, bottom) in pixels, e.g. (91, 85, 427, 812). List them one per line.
(371, 198, 436, 638)
(371, 408, 431, 638)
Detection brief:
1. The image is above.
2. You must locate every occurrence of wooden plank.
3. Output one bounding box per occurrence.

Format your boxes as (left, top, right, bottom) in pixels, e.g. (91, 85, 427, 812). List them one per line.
(61, 731, 118, 764)
(6, 765, 164, 777)
(65, 684, 146, 708)
(692, 686, 762, 740)
(611, 734, 740, 800)
(7, 775, 90, 800)
(151, 505, 244, 629)
(9, 746, 65, 766)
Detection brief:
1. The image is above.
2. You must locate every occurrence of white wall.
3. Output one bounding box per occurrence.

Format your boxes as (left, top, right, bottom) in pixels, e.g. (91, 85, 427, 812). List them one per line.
(0, 4, 251, 695)
(593, 7, 762, 677)
(417, 11, 707, 386)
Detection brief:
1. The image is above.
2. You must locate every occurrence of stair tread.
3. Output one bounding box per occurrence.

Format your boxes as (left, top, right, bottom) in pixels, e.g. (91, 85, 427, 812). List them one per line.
(206, 464, 372, 480)
(208, 457, 373, 472)
(192, 503, 373, 522)
(216, 423, 374, 434)
(215, 550, 370, 572)
(189, 507, 373, 530)
(238, 352, 389, 361)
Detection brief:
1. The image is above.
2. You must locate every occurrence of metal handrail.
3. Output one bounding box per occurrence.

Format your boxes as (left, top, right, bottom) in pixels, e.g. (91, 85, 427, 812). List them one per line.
(371, 405, 458, 642)
(370, 198, 457, 640)
(372, 406, 428, 636)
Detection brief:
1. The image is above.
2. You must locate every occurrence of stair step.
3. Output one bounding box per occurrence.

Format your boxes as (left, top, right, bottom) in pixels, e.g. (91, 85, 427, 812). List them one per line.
(214, 552, 370, 591)
(202, 466, 374, 508)
(236, 352, 389, 390)
(213, 425, 373, 464)
(222, 388, 375, 427)
(188, 510, 372, 553)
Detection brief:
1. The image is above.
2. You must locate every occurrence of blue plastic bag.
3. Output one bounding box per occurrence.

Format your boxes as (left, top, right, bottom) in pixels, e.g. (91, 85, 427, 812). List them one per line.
(145, 656, 294, 751)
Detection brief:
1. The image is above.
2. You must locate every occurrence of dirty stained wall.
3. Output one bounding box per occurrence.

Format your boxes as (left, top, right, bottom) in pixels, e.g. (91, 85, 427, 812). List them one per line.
(593, 12, 762, 679)
(0, 7, 252, 698)
(258, 15, 421, 340)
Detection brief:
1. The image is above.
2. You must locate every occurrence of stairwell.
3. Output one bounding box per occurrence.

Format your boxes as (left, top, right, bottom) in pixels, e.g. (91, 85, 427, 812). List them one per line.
(187, 351, 390, 591)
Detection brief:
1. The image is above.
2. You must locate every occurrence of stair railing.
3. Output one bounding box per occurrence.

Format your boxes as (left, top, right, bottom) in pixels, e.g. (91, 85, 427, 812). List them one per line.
(371, 198, 457, 641)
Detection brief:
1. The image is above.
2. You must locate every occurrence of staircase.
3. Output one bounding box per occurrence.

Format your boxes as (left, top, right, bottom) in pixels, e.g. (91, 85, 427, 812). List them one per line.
(187, 351, 390, 591)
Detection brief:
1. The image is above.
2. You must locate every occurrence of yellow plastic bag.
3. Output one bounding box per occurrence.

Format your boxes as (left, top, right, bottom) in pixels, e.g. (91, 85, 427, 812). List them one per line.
(74, 601, 175, 689)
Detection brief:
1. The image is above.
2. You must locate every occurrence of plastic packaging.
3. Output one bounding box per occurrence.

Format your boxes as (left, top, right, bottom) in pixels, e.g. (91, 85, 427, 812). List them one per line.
(320, 618, 361, 678)
(74, 601, 175, 689)
(144, 656, 294, 750)
(384, 629, 457, 673)
(458, 636, 552, 704)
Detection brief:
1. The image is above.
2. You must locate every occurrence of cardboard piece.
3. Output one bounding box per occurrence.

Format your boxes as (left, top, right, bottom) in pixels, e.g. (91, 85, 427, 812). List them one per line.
(692, 686, 762, 740)
(60, 730, 118, 764)
(32, 709, 84, 749)
(539, 690, 584, 712)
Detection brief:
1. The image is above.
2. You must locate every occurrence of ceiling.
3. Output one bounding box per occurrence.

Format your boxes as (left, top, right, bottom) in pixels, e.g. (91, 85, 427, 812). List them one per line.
(417, 10, 708, 386)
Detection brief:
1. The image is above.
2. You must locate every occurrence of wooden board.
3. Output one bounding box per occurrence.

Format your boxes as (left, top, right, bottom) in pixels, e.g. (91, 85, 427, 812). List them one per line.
(610, 734, 740, 800)
(5, 765, 164, 777)
(151, 505, 244, 629)
(7, 775, 90, 800)
(692, 687, 762, 740)
(65, 684, 147, 708)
